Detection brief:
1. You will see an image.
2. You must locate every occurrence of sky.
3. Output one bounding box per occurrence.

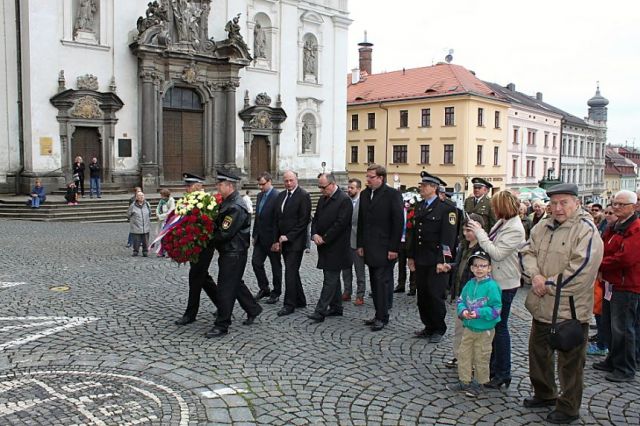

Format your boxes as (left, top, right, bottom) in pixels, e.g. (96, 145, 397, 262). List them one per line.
(346, 0, 640, 147)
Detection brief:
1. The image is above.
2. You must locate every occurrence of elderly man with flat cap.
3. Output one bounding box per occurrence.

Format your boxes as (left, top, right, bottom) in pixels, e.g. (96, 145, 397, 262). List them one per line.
(175, 173, 220, 326)
(205, 170, 263, 338)
(520, 183, 603, 424)
(464, 177, 496, 233)
(407, 171, 458, 343)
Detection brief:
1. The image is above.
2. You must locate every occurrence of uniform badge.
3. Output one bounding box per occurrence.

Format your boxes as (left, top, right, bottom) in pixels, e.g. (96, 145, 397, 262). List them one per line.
(449, 212, 457, 225)
(222, 215, 233, 230)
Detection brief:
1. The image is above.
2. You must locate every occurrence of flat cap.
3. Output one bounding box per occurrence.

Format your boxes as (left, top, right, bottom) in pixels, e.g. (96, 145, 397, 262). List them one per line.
(546, 183, 578, 197)
(472, 177, 493, 189)
(420, 171, 441, 186)
(183, 173, 205, 184)
(216, 169, 241, 183)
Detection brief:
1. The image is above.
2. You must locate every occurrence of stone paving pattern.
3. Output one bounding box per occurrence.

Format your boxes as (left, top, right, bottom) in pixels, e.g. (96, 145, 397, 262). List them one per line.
(0, 220, 638, 425)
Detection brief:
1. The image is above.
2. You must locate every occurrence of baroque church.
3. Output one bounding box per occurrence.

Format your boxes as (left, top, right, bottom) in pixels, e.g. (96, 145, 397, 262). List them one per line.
(0, 0, 351, 193)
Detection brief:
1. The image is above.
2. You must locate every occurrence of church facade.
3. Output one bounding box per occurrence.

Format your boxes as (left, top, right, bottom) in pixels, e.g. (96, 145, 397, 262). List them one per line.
(0, 0, 351, 193)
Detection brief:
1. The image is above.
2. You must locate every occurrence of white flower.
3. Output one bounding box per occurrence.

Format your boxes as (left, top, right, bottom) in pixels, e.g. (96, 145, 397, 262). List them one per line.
(196, 203, 204, 209)
(207, 204, 214, 211)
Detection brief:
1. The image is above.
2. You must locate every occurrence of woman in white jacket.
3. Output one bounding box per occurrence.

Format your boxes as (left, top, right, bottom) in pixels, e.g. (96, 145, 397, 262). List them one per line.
(467, 190, 525, 389)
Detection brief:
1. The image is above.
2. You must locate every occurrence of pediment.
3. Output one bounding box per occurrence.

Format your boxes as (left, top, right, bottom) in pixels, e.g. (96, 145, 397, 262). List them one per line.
(300, 11, 324, 25)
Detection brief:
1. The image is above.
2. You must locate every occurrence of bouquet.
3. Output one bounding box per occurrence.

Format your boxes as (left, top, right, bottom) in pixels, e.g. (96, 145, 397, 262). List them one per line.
(402, 189, 422, 229)
(151, 191, 223, 263)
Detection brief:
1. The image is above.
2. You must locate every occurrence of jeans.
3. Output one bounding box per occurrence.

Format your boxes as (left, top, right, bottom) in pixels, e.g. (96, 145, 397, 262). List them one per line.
(90, 176, 101, 197)
(607, 291, 640, 378)
(29, 196, 45, 208)
(490, 287, 517, 380)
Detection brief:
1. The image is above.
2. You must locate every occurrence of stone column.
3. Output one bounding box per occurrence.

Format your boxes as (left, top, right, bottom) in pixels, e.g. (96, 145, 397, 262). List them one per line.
(139, 69, 159, 191)
(224, 82, 239, 169)
(212, 84, 225, 172)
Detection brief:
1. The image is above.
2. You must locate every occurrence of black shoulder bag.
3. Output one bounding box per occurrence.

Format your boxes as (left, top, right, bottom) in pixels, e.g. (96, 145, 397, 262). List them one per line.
(548, 274, 585, 352)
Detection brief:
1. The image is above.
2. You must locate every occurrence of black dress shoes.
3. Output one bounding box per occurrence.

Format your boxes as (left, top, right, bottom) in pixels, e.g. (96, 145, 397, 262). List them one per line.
(407, 289, 416, 296)
(413, 328, 431, 338)
(255, 289, 271, 300)
(522, 396, 557, 408)
(325, 309, 343, 317)
(307, 312, 325, 322)
(277, 307, 294, 316)
(546, 410, 579, 424)
(371, 320, 385, 331)
(174, 316, 195, 326)
(393, 286, 405, 293)
(265, 295, 279, 304)
(243, 305, 263, 325)
(364, 317, 388, 326)
(204, 327, 228, 338)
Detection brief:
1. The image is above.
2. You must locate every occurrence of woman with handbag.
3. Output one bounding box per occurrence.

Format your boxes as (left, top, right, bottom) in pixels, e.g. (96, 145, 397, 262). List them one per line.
(466, 190, 525, 389)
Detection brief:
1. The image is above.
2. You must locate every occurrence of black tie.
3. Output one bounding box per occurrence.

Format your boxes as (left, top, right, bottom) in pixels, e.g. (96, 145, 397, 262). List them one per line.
(474, 198, 478, 206)
(283, 191, 292, 211)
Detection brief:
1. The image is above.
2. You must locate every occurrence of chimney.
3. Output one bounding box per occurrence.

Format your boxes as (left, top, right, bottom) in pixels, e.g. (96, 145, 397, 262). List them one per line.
(536, 92, 543, 101)
(351, 68, 360, 84)
(506, 83, 515, 91)
(358, 30, 373, 76)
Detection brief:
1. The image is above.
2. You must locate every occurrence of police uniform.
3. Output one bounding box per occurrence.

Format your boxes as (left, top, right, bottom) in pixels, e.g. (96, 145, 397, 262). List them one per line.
(175, 173, 219, 326)
(407, 172, 457, 342)
(463, 177, 496, 233)
(205, 170, 262, 338)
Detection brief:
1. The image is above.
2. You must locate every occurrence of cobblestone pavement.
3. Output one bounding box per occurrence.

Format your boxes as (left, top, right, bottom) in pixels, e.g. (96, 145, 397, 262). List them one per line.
(0, 220, 638, 425)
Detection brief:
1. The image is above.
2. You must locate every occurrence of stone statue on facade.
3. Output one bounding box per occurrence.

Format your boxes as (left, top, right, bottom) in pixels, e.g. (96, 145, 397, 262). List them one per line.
(303, 39, 317, 78)
(137, 1, 168, 34)
(301, 121, 313, 152)
(75, 0, 97, 33)
(254, 23, 267, 59)
(225, 14, 244, 44)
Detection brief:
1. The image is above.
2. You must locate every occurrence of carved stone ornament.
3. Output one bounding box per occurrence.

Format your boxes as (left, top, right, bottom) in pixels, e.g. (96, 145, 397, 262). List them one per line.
(181, 63, 198, 84)
(70, 96, 102, 119)
(250, 110, 272, 129)
(255, 92, 271, 106)
(77, 74, 99, 91)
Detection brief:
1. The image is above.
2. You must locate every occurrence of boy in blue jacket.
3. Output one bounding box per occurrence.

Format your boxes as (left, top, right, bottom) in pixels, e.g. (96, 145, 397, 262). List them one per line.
(447, 250, 502, 397)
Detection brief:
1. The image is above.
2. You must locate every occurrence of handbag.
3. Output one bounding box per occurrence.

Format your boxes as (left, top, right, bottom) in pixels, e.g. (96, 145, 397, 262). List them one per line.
(548, 273, 585, 352)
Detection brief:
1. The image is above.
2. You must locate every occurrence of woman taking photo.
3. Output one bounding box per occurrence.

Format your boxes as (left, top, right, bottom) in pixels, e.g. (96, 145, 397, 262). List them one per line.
(466, 190, 525, 389)
(72, 156, 86, 197)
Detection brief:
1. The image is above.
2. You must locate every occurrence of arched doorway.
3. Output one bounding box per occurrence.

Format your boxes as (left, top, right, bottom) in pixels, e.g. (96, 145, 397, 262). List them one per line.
(72, 127, 102, 177)
(250, 135, 270, 180)
(162, 87, 204, 182)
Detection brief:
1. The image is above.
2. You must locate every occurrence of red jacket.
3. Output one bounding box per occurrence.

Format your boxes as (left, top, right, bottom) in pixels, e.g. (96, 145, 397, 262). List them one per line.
(600, 216, 640, 293)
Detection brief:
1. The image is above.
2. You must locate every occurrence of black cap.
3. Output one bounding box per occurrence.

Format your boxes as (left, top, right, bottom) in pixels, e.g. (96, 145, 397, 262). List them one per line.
(468, 249, 491, 266)
(546, 183, 578, 197)
(216, 169, 241, 183)
(472, 177, 493, 189)
(420, 171, 441, 186)
(183, 173, 205, 184)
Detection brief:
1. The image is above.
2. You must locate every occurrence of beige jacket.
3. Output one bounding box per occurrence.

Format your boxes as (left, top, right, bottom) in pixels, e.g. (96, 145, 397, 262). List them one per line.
(475, 215, 526, 290)
(521, 209, 603, 324)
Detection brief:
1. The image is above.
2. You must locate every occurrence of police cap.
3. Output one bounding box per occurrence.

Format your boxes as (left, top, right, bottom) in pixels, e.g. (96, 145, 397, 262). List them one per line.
(216, 169, 241, 183)
(183, 173, 204, 184)
(472, 177, 493, 189)
(420, 171, 441, 186)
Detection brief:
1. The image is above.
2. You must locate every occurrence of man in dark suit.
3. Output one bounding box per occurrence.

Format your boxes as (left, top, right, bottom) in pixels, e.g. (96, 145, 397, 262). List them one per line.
(357, 164, 404, 331)
(408, 172, 458, 343)
(251, 172, 282, 303)
(273, 170, 312, 316)
(308, 173, 353, 323)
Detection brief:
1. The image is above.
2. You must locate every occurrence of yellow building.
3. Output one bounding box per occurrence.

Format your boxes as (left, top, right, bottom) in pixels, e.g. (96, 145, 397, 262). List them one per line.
(347, 63, 509, 196)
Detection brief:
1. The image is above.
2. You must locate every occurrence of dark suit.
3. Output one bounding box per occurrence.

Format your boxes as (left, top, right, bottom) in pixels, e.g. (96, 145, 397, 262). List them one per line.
(252, 187, 282, 296)
(408, 197, 457, 336)
(312, 188, 353, 316)
(274, 186, 312, 310)
(357, 184, 403, 322)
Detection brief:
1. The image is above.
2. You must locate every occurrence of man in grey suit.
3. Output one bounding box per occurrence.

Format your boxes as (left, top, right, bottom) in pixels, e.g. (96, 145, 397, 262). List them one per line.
(342, 178, 366, 306)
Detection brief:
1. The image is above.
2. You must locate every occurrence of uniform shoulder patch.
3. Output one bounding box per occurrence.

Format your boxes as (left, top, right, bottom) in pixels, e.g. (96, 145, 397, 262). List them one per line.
(222, 215, 233, 230)
(449, 212, 457, 225)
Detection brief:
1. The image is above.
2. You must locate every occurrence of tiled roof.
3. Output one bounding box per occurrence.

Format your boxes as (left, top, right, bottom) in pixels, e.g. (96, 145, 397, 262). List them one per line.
(485, 82, 585, 125)
(347, 63, 505, 105)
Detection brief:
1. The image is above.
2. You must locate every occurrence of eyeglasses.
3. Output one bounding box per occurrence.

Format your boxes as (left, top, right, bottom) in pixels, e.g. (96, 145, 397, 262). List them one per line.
(365, 174, 380, 180)
(471, 264, 490, 269)
(257, 181, 267, 186)
(612, 202, 633, 208)
(604, 211, 614, 215)
(318, 183, 330, 189)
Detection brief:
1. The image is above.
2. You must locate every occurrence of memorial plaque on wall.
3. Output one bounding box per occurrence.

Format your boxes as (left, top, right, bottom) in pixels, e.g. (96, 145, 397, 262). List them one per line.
(39, 137, 53, 155)
(118, 138, 132, 157)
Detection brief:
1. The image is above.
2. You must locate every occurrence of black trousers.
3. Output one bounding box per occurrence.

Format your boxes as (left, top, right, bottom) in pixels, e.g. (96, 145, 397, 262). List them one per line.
(214, 252, 261, 331)
(369, 264, 394, 322)
(282, 248, 306, 309)
(184, 244, 218, 320)
(251, 242, 282, 296)
(397, 245, 416, 291)
(314, 269, 343, 315)
(416, 264, 449, 335)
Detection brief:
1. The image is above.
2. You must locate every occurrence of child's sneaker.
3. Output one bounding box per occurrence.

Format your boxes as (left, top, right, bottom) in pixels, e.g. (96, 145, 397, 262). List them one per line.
(587, 342, 608, 356)
(446, 381, 472, 395)
(465, 383, 485, 398)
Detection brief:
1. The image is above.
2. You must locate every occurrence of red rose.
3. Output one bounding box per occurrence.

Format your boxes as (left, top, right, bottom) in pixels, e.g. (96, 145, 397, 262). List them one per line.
(215, 193, 222, 204)
(192, 208, 200, 215)
(193, 246, 202, 254)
